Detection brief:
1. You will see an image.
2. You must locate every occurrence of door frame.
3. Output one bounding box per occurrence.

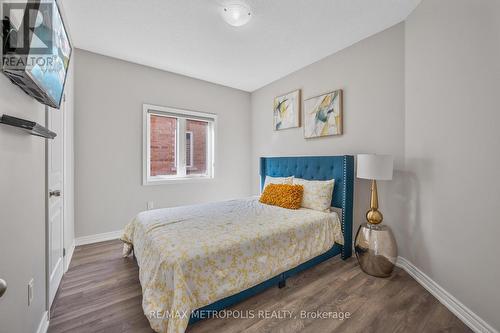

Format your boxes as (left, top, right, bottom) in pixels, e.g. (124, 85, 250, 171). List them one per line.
(45, 105, 50, 316)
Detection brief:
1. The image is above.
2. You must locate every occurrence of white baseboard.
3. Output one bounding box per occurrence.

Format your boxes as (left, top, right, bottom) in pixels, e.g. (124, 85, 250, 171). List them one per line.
(75, 230, 122, 246)
(64, 240, 75, 272)
(36, 311, 49, 333)
(397, 257, 497, 333)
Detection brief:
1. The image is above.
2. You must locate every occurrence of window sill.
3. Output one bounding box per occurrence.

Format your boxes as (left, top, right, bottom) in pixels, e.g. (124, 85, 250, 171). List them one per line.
(143, 176, 215, 186)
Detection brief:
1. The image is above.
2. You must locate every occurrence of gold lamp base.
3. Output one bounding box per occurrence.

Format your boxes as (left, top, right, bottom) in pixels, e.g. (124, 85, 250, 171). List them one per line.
(366, 179, 383, 225)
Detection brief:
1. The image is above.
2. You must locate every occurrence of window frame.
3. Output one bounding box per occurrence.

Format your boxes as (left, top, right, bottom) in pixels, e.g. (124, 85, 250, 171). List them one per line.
(143, 104, 216, 185)
(185, 131, 193, 168)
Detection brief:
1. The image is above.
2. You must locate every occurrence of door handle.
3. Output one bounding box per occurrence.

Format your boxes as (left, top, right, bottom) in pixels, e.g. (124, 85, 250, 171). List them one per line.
(0, 279, 6, 298)
(49, 190, 61, 197)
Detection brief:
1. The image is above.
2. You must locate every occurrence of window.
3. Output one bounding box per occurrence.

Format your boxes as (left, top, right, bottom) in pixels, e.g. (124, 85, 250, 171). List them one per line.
(143, 104, 216, 184)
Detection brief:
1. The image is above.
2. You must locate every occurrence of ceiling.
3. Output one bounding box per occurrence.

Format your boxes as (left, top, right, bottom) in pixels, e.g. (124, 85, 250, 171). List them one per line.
(59, 0, 420, 92)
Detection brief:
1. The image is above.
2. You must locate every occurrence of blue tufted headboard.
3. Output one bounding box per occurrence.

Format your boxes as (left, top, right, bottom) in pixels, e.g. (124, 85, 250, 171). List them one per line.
(260, 155, 354, 258)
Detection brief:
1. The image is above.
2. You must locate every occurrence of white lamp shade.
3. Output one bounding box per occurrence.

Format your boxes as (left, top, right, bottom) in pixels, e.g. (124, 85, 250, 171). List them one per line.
(357, 154, 393, 180)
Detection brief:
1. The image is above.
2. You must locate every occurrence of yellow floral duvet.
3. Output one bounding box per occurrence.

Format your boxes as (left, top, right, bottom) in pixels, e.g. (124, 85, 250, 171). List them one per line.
(121, 197, 343, 333)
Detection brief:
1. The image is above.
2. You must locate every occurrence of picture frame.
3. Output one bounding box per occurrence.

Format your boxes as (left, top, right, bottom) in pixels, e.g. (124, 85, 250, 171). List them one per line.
(303, 89, 343, 138)
(273, 89, 301, 130)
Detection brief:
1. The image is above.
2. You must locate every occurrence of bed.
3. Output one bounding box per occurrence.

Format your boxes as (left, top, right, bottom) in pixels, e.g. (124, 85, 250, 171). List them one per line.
(121, 155, 354, 333)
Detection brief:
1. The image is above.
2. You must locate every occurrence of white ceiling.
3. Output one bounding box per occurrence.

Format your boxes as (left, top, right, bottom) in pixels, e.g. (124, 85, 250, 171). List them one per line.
(59, 0, 420, 92)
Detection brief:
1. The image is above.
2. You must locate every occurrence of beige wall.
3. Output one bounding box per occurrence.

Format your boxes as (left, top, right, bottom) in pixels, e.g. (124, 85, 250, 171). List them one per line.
(74, 49, 252, 237)
(405, 0, 500, 330)
(250, 23, 406, 243)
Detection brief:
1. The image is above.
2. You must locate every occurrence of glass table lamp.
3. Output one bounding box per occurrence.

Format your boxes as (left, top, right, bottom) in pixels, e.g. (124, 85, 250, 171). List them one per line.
(355, 154, 397, 277)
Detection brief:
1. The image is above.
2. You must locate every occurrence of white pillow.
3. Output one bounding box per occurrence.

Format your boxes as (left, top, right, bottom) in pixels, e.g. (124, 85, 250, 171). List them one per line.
(293, 178, 335, 212)
(263, 176, 294, 191)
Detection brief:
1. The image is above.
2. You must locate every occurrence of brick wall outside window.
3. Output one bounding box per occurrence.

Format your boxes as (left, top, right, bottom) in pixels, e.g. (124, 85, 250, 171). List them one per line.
(150, 115, 176, 176)
(150, 116, 208, 177)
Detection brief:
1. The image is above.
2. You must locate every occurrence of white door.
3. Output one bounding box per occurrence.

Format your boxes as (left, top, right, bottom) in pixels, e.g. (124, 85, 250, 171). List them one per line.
(47, 99, 65, 308)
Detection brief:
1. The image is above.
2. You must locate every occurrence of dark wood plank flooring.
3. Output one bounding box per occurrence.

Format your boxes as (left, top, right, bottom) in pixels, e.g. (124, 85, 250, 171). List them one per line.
(48, 240, 471, 333)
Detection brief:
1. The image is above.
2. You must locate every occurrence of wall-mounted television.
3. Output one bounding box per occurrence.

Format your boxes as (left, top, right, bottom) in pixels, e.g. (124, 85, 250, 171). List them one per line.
(2, 0, 72, 109)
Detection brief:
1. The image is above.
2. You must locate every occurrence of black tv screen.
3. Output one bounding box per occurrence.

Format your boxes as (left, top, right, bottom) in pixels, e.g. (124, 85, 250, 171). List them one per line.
(2, 0, 72, 109)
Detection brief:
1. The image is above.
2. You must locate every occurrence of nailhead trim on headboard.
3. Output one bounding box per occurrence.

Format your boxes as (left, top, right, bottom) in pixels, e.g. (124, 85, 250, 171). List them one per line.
(341, 156, 347, 257)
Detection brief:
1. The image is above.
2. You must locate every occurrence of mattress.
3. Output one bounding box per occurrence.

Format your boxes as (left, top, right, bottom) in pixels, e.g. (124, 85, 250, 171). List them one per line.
(121, 197, 343, 333)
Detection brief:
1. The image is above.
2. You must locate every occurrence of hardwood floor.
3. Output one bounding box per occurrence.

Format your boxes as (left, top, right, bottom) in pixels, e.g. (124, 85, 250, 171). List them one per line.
(48, 240, 471, 333)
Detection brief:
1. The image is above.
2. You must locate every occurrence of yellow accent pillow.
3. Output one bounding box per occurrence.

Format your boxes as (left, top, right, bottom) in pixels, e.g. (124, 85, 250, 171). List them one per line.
(259, 184, 304, 210)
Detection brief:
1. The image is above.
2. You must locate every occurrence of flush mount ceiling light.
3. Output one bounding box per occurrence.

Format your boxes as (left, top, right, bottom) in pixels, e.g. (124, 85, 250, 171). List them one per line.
(221, 3, 252, 27)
